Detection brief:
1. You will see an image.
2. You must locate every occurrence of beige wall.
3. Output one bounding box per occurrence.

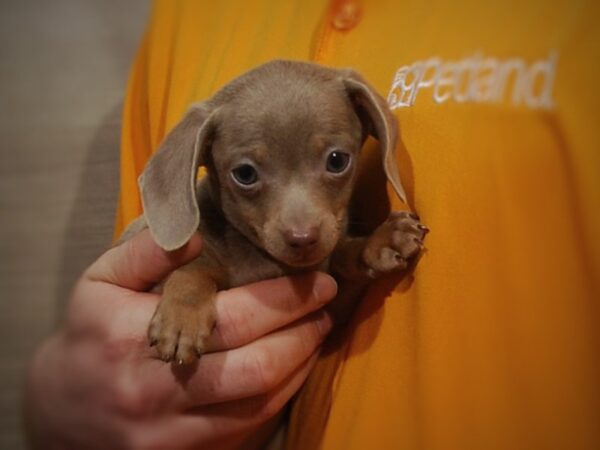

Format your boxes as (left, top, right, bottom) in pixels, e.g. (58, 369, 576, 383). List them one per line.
(0, 1, 149, 448)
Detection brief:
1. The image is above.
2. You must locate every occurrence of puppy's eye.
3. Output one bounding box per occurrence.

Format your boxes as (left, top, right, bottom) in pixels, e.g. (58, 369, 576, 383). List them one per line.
(231, 164, 259, 186)
(326, 150, 351, 174)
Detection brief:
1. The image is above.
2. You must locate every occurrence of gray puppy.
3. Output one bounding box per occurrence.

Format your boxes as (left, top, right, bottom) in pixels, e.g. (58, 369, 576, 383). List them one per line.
(121, 60, 428, 365)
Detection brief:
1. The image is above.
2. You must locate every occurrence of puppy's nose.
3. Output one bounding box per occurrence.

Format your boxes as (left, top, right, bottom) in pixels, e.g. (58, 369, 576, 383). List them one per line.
(284, 227, 320, 249)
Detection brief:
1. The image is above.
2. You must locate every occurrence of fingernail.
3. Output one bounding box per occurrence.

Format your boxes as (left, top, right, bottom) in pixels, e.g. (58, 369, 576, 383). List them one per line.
(313, 274, 338, 306)
(417, 224, 430, 234)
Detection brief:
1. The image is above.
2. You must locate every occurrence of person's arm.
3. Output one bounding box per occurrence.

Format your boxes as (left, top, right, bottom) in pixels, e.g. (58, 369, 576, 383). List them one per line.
(24, 229, 336, 450)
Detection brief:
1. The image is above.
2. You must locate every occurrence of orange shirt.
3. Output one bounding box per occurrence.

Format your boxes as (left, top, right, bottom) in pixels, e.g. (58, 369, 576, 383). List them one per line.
(115, 1, 600, 449)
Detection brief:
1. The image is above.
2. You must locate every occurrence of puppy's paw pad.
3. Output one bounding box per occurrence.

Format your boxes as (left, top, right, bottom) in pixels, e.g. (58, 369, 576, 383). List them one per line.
(363, 211, 428, 277)
(372, 247, 407, 273)
(389, 211, 429, 241)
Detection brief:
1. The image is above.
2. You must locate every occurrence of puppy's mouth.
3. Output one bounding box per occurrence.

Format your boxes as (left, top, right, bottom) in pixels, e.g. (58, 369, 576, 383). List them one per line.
(281, 247, 327, 268)
(265, 241, 330, 268)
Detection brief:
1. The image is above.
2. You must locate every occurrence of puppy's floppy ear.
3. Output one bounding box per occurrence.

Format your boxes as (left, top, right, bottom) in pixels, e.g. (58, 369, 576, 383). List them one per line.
(139, 103, 217, 251)
(339, 70, 408, 205)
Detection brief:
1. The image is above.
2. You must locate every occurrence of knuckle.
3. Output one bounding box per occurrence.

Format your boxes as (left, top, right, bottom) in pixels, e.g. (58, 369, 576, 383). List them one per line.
(111, 377, 147, 418)
(103, 346, 152, 418)
(115, 239, 140, 282)
(102, 337, 131, 362)
(124, 236, 161, 287)
(65, 280, 111, 336)
(125, 240, 147, 285)
(245, 347, 279, 393)
(217, 302, 254, 348)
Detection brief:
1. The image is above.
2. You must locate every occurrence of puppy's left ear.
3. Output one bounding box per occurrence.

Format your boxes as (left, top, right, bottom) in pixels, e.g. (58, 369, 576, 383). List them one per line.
(139, 103, 217, 251)
(339, 70, 407, 205)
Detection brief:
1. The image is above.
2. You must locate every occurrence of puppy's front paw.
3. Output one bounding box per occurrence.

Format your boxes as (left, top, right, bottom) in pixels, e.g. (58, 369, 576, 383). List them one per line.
(148, 295, 216, 365)
(362, 211, 428, 278)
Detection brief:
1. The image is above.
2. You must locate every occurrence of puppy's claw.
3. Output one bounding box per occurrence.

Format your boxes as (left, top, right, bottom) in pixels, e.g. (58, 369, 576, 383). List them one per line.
(362, 211, 428, 277)
(148, 292, 216, 365)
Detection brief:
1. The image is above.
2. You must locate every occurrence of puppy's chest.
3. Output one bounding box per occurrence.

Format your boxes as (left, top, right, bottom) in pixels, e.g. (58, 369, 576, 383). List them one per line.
(220, 237, 285, 287)
(202, 228, 329, 289)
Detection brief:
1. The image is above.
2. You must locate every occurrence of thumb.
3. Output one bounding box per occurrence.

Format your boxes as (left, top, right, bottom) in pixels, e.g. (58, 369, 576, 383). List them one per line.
(84, 228, 203, 291)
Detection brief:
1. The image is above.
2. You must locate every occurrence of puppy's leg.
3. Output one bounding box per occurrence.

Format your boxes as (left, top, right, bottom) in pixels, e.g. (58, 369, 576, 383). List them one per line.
(329, 211, 428, 322)
(148, 260, 223, 365)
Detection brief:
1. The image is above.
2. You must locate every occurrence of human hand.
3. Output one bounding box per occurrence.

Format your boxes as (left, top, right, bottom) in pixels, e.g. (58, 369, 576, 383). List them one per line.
(24, 229, 337, 449)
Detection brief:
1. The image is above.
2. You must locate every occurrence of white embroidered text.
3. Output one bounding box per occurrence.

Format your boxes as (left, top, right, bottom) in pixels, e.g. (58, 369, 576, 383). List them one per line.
(387, 51, 557, 110)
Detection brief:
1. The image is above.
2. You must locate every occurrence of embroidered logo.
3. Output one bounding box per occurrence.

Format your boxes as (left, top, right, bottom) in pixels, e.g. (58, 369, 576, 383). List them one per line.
(387, 51, 557, 110)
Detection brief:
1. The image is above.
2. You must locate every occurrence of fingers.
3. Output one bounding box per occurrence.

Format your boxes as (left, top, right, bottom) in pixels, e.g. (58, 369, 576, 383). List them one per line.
(207, 272, 337, 351)
(131, 351, 320, 450)
(72, 251, 336, 419)
(66, 284, 160, 340)
(69, 270, 336, 354)
(69, 270, 334, 409)
(194, 351, 319, 436)
(146, 309, 331, 409)
(71, 270, 336, 346)
(84, 229, 203, 291)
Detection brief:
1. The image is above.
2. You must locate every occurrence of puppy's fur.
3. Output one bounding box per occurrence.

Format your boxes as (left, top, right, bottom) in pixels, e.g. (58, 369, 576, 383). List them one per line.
(121, 60, 427, 364)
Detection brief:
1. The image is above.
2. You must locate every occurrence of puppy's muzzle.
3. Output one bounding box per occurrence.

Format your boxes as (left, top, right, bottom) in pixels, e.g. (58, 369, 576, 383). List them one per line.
(278, 223, 326, 266)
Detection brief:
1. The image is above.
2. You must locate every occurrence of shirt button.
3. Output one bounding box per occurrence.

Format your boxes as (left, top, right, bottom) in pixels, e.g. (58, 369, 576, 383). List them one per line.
(331, 1, 361, 31)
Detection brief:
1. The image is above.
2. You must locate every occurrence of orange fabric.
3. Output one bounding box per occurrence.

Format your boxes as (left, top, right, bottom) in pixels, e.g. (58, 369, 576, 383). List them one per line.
(115, 1, 600, 449)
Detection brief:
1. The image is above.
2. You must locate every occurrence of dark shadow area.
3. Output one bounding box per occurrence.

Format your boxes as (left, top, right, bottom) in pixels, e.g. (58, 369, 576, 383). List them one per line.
(54, 104, 123, 317)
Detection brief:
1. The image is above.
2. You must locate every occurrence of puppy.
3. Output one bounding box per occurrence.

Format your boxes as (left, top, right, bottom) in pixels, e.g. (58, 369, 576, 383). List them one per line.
(121, 60, 428, 364)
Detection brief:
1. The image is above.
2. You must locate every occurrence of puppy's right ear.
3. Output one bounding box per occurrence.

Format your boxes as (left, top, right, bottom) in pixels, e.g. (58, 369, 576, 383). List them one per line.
(339, 69, 408, 206)
(139, 103, 217, 251)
